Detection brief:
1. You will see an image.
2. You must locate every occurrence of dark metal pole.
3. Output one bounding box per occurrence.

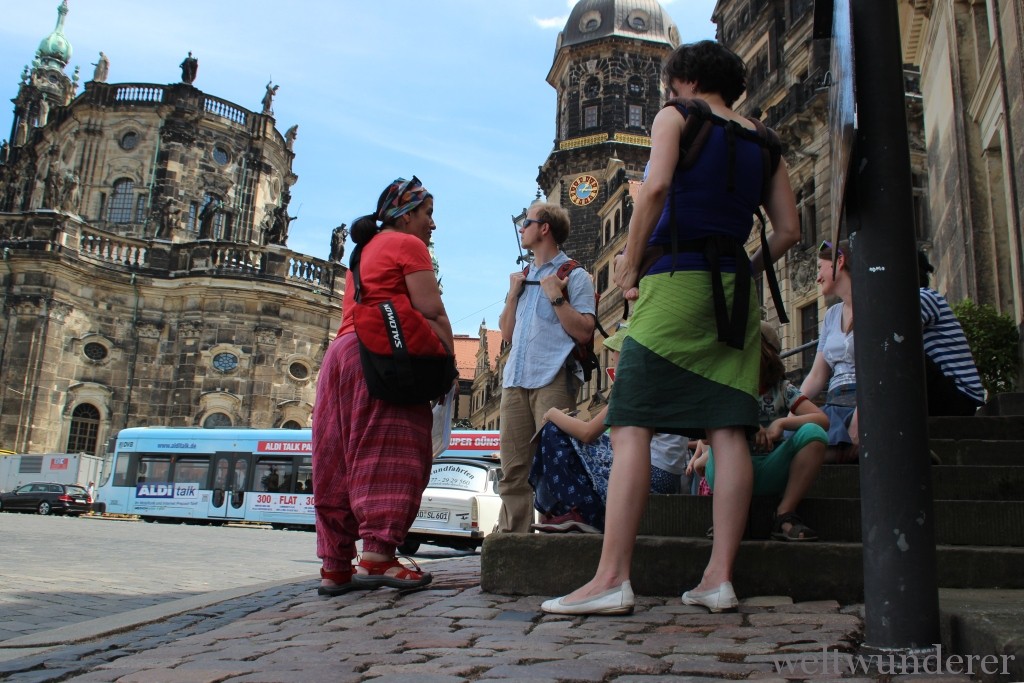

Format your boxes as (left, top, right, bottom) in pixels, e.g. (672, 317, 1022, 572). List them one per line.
(849, 0, 940, 651)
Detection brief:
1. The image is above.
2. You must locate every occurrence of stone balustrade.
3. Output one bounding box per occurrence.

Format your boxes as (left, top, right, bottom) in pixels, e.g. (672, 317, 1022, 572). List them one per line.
(0, 212, 342, 297)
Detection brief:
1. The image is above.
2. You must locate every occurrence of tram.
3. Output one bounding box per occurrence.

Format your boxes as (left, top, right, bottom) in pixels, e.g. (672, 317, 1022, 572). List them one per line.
(95, 427, 501, 538)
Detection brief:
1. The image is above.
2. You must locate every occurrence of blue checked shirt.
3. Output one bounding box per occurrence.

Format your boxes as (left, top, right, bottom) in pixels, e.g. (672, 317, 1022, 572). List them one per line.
(503, 252, 596, 390)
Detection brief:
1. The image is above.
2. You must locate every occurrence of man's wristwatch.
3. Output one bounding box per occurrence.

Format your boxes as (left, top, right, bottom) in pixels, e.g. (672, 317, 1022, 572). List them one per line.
(550, 296, 565, 307)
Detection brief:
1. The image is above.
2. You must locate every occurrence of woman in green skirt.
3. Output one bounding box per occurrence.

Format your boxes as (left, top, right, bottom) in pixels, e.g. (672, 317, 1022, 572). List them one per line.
(542, 41, 801, 616)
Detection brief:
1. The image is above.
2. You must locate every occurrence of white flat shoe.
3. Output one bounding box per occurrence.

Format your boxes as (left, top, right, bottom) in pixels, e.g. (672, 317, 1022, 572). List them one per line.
(682, 581, 738, 612)
(541, 581, 635, 615)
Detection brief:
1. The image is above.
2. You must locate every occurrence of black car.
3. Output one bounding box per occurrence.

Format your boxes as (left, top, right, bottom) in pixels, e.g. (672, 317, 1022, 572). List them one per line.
(0, 482, 92, 516)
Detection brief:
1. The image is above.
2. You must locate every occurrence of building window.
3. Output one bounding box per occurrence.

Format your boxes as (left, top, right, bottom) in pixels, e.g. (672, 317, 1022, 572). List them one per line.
(212, 146, 230, 165)
(187, 202, 198, 232)
(212, 352, 239, 373)
(203, 412, 232, 428)
(797, 180, 817, 247)
(83, 342, 108, 361)
(119, 132, 138, 151)
(135, 195, 147, 223)
(108, 178, 135, 223)
(584, 77, 600, 99)
(66, 403, 100, 454)
(628, 104, 644, 128)
(201, 193, 226, 238)
(800, 303, 819, 376)
(282, 420, 302, 429)
(584, 105, 598, 129)
(597, 264, 609, 293)
(627, 76, 644, 97)
(288, 361, 310, 380)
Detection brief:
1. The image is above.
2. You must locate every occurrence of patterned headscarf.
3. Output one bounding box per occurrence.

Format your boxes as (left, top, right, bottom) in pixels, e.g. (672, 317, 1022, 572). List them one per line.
(376, 176, 431, 223)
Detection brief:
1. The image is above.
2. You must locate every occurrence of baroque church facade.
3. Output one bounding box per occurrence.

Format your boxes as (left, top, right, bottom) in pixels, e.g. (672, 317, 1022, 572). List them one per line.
(0, 2, 343, 455)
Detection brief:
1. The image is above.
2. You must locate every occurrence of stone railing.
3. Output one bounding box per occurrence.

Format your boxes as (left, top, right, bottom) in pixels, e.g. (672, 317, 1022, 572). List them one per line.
(0, 212, 342, 297)
(113, 85, 165, 103)
(559, 133, 610, 150)
(79, 228, 149, 268)
(613, 133, 651, 147)
(203, 96, 248, 126)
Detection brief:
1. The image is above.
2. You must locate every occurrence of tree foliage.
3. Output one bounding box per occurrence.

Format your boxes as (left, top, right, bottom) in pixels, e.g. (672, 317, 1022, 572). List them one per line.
(951, 300, 1020, 396)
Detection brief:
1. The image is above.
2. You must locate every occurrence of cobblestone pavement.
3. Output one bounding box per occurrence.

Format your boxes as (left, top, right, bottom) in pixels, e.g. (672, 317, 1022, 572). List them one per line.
(3, 553, 977, 683)
(0, 513, 320, 641)
(0, 515, 984, 682)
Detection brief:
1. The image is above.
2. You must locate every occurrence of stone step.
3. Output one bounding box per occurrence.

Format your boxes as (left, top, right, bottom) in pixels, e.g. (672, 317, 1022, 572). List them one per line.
(930, 439, 1024, 465)
(638, 495, 1024, 546)
(977, 392, 1024, 416)
(480, 533, 1024, 603)
(807, 464, 1024, 500)
(928, 416, 1024, 440)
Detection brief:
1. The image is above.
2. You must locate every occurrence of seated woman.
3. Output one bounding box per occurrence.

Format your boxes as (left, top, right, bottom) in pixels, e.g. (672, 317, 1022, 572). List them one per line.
(529, 324, 688, 533)
(689, 323, 829, 540)
(800, 240, 858, 463)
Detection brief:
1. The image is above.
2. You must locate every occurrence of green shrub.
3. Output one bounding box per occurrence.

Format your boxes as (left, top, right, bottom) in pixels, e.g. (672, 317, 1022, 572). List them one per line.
(951, 300, 1020, 395)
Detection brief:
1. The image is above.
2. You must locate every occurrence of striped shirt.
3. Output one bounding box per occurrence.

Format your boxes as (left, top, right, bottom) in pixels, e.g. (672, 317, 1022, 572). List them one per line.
(920, 288, 985, 404)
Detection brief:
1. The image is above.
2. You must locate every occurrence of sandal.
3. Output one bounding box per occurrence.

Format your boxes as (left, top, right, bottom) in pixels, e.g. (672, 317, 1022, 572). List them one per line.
(351, 556, 432, 590)
(318, 566, 359, 596)
(771, 511, 818, 542)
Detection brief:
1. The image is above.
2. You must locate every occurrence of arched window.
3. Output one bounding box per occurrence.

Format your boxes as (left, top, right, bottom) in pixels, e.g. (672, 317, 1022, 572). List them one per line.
(200, 193, 226, 239)
(282, 420, 302, 429)
(66, 403, 100, 454)
(203, 412, 232, 428)
(108, 178, 135, 223)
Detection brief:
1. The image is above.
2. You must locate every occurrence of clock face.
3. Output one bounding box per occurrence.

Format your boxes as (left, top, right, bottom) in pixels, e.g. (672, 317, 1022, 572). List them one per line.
(569, 174, 599, 206)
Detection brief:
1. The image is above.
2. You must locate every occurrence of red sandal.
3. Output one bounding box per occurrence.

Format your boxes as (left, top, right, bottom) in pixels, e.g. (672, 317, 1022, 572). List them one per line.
(351, 556, 432, 590)
(318, 565, 359, 597)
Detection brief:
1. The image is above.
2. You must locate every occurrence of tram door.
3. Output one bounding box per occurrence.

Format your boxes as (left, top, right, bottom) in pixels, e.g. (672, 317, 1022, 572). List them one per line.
(208, 452, 251, 519)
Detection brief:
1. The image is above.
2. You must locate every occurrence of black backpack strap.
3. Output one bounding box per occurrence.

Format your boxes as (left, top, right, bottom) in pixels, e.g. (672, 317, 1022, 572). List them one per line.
(746, 116, 789, 325)
(665, 97, 714, 173)
(350, 243, 364, 303)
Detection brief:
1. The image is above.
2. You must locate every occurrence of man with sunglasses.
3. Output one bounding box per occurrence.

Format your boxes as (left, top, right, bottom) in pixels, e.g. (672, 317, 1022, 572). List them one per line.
(497, 202, 596, 534)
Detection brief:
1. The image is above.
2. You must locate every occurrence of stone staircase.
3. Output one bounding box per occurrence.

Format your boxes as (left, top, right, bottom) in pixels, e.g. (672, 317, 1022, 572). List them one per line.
(480, 399, 1024, 604)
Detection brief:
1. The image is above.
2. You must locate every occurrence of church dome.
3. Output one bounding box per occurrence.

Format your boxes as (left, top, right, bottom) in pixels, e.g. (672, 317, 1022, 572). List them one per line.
(36, 1, 73, 69)
(559, 0, 679, 50)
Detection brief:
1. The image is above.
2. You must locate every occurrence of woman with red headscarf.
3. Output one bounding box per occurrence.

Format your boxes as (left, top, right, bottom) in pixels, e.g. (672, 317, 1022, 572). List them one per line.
(313, 176, 452, 596)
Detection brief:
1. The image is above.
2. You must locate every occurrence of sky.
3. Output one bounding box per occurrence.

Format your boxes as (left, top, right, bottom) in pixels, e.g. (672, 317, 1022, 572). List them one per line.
(0, 0, 718, 335)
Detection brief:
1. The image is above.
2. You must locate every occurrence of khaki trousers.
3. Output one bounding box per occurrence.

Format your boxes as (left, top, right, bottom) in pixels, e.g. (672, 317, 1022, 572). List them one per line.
(497, 368, 579, 533)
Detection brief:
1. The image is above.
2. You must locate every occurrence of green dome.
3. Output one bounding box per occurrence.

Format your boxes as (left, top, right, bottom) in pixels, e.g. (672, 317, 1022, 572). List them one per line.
(36, 1, 72, 69)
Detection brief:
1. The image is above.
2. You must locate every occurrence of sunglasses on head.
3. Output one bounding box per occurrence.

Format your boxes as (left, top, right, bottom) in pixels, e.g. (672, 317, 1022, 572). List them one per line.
(819, 240, 843, 257)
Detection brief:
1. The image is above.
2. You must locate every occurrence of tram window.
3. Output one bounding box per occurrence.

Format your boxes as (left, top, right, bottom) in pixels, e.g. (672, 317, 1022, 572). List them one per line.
(113, 454, 131, 486)
(297, 456, 312, 493)
(173, 457, 210, 486)
(256, 457, 291, 492)
(137, 455, 171, 484)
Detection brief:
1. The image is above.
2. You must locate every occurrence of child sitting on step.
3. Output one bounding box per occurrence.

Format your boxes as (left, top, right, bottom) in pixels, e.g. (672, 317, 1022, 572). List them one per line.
(688, 322, 829, 541)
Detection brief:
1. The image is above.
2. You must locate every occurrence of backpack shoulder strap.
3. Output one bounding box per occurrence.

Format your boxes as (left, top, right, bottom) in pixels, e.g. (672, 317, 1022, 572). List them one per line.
(745, 116, 783, 204)
(555, 259, 582, 304)
(664, 97, 714, 173)
(556, 259, 581, 280)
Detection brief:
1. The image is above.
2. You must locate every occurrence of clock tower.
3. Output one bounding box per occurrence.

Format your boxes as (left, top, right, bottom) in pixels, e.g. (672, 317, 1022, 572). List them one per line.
(537, 0, 679, 269)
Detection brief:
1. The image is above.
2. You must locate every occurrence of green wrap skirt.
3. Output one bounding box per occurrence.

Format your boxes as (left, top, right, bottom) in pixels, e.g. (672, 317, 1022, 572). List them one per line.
(606, 270, 760, 436)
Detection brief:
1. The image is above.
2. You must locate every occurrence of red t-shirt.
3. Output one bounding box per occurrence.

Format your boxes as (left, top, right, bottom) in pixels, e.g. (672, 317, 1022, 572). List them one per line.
(338, 231, 434, 336)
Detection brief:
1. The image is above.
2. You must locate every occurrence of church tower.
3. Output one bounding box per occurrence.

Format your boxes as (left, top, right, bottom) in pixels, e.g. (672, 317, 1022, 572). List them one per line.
(8, 0, 78, 148)
(538, 0, 679, 268)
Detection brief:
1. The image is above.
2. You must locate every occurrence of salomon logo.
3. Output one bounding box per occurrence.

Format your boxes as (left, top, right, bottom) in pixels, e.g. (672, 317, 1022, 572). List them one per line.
(381, 302, 403, 350)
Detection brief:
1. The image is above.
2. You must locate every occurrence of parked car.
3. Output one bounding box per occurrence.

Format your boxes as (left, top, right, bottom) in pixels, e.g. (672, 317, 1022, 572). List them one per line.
(401, 452, 503, 554)
(0, 482, 92, 516)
